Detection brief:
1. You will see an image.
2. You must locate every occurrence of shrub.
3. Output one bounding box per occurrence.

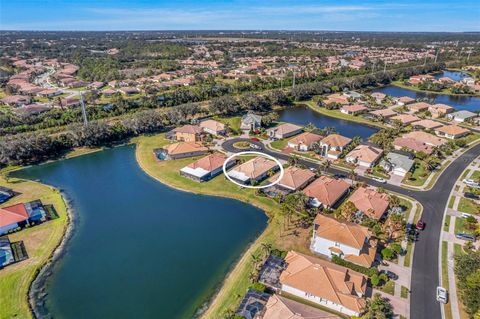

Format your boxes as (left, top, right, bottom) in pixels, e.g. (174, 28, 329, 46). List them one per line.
(332, 256, 377, 277)
(249, 282, 267, 292)
(381, 248, 395, 260)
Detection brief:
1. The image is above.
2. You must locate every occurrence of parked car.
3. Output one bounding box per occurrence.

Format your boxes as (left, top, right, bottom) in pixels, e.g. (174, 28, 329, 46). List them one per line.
(251, 137, 260, 142)
(381, 270, 398, 280)
(249, 143, 261, 150)
(436, 286, 448, 304)
(372, 176, 386, 184)
(455, 233, 476, 242)
(416, 219, 426, 230)
(464, 192, 479, 200)
(461, 212, 473, 219)
(463, 179, 479, 187)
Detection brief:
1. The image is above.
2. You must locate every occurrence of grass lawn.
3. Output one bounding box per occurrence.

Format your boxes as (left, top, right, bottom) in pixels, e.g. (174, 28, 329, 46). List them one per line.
(377, 280, 395, 295)
(401, 286, 409, 299)
(457, 197, 480, 215)
(213, 116, 242, 135)
(454, 185, 460, 192)
(454, 217, 476, 235)
(454, 243, 464, 256)
(470, 170, 480, 181)
(448, 196, 456, 209)
(441, 241, 453, 319)
(461, 169, 471, 180)
(0, 169, 68, 319)
(403, 241, 413, 268)
(270, 138, 289, 151)
(134, 133, 313, 319)
(444, 215, 451, 232)
(403, 160, 428, 187)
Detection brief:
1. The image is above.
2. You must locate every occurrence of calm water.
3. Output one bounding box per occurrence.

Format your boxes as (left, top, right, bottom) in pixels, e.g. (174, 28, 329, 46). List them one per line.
(277, 105, 378, 139)
(13, 145, 267, 319)
(373, 70, 480, 111)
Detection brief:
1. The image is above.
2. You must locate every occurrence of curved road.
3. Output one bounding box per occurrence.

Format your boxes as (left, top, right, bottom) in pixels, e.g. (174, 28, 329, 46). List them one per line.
(222, 138, 480, 319)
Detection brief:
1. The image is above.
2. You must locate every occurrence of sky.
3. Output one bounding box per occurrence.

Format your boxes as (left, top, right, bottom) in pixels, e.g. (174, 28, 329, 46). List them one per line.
(0, 0, 479, 32)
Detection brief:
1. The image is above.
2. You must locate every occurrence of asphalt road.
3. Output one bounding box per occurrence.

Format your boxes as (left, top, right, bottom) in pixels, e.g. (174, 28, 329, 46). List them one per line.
(222, 138, 480, 319)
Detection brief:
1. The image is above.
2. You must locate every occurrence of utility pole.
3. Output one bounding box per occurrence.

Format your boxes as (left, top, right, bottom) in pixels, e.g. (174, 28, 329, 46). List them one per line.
(467, 51, 471, 62)
(292, 70, 296, 89)
(383, 62, 387, 74)
(80, 93, 88, 126)
(434, 50, 439, 63)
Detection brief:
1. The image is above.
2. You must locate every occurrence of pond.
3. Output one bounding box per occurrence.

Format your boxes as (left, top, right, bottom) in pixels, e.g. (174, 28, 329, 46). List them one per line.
(13, 145, 267, 319)
(277, 105, 378, 139)
(432, 70, 471, 82)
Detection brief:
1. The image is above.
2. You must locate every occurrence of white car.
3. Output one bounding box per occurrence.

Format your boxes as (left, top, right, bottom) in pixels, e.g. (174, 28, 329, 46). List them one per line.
(372, 176, 386, 184)
(463, 179, 479, 187)
(249, 143, 260, 150)
(436, 286, 448, 304)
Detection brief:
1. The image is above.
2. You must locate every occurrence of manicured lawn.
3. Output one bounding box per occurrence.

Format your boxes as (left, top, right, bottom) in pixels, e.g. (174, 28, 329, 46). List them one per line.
(134, 133, 312, 318)
(457, 197, 480, 215)
(403, 160, 428, 186)
(404, 241, 413, 267)
(448, 196, 455, 209)
(270, 138, 289, 151)
(461, 169, 471, 180)
(0, 168, 68, 319)
(471, 170, 480, 181)
(454, 243, 464, 256)
(213, 116, 242, 135)
(454, 217, 476, 235)
(441, 241, 453, 319)
(401, 286, 409, 299)
(377, 280, 395, 295)
(444, 215, 451, 232)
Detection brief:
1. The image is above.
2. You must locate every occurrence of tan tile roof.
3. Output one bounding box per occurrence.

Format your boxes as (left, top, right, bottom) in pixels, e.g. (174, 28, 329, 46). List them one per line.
(346, 145, 383, 163)
(270, 123, 303, 135)
(269, 166, 315, 190)
(348, 187, 390, 220)
(163, 142, 208, 155)
(341, 104, 368, 112)
(186, 152, 227, 171)
(280, 251, 367, 313)
(435, 125, 470, 136)
(230, 157, 278, 180)
(289, 132, 323, 147)
(321, 134, 352, 148)
(199, 119, 225, 132)
(174, 124, 203, 135)
(391, 114, 420, 124)
(370, 109, 397, 117)
(263, 294, 340, 319)
(398, 96, 415, 103)
(429, 103, 454, 112)
(314, 214, 370, 249)
(303, 176, 350, 206)
(408, 102, 430, 111)
(393, 137, 433, 154)
(402, 131, 446, 146)
(411, 119, 444, 130)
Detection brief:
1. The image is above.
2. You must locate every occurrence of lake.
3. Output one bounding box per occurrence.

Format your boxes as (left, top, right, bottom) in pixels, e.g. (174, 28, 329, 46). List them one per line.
(373, 70, 480, 112)
(277, 105, 378, 139)
(13, 145, 267, 319)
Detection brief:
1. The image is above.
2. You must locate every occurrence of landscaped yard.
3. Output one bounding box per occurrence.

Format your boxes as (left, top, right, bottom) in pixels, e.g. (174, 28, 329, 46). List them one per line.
(0, 168, 68, 319)
(403, 160, 428, 187)
(448, 196, 455, 209)
(470, 170, 480, 181)
(444, 215, 451, 231)
(213, 116, 242, 135)
(457, 197, 480, 215)
(270, 138, 289, 151)
(441, 241, 453, 319)
(134, 133, 314, 318)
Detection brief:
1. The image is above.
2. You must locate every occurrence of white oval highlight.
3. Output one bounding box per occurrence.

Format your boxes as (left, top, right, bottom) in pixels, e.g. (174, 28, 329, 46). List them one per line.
(222, 151, 284, 189)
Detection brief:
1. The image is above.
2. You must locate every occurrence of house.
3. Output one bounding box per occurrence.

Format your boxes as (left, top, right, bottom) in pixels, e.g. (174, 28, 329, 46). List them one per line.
(411, 119, 444, 130)
(236, 288, 270, 319)
(446, 110, 477, 123)
(429, 104, 454, 118)
(0, 187, 14, 204)
(227, 157, 279, 185)
(268, 166, 315, 195)
(345, 145, 383, 168)
(322, 93, 350, 106)
(340, 104, 368, 116)
(199, 119, 226, 136)
(37, 88, 61, 98)
(390, 114, 420, 125)
(267, 123, 303, 140)
(408, 102, 430, 113)
(311, 214, 377, 267)
(102, 88, 117, 96)
(262, 294, 340, 319)
(170, 125, 204, 142)
(319, 134, 352, 160)
(241, 112, 262, 131)
(400, 131, 447, 147)
(369, 109, 397, 119)
(287, 132, 323, 151)
(158, 142, 209, 160)
(0, 95, 31, 107)
(302, 176, 350, 208)
(395, 96, 415, 106)
(435, 125, 470, 139)
(0, 236, 14, 268)
(380, 152, 414, 177)
(0, 200, 47, 235)
(180, 153, 234, 182)
(348, 187, 390, 220)
(370, 92, 386, 103)
(118, 87, 140, 95)
(279, 251, 367, 317)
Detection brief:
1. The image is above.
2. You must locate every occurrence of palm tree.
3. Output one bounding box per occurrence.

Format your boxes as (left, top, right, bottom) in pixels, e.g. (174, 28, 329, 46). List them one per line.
(288, 155, 299, 167)
(349, 169, 357, 186)
(389, 195, 401, 209)
(260, 243, 272, 258)
(251, 253, 261, 272)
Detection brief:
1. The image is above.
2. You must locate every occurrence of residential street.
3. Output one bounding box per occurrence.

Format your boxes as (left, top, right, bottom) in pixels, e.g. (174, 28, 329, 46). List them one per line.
(222, 138, 480, 319)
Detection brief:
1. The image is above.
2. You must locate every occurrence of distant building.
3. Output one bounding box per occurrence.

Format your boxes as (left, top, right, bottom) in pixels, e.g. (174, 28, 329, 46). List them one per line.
(348, 186, 390, 220)
(302, 176, 350, 208)
(287, 132, 323, 151)
(180, 153, 234, 182)
(345, 145, 383, 168)
(446, 110, 477, 123)
(0, 236, 14, 268)
(435, 125, 470, 139)
(199, 119, 226, 136)
(380, 152, 414, 177)
(227, 157, 279, 185)
(241, 112, 262, 131)
(157, 142, 208, 160)
(0, 200, 47, 235)
(267, 123, 303, 140)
